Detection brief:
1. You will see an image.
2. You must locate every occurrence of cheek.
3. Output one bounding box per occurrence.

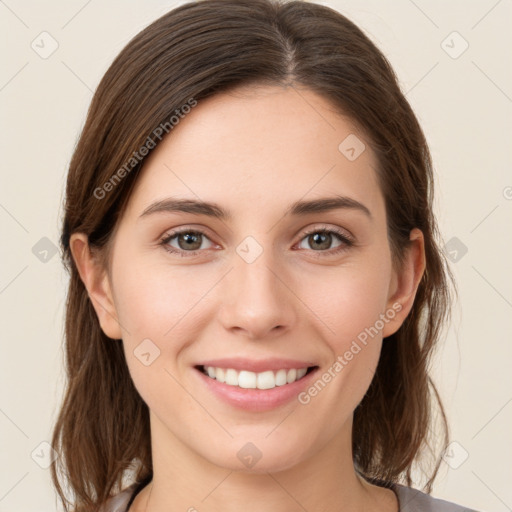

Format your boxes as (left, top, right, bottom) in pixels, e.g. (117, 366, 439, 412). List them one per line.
(112, 263, 203, 415)
(112, 251, 210, 339)
(302, 255, 392, 405)
(313, 259, 392, 351)
(110, 253, 219, 390)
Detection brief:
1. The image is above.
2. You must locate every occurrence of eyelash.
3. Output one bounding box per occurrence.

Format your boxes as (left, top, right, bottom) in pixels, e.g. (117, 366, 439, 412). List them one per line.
(159, 226, 354, 258)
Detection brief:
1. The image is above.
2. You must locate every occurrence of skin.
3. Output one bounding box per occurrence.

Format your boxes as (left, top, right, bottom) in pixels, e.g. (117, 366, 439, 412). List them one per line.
(71, 84, 425, 512)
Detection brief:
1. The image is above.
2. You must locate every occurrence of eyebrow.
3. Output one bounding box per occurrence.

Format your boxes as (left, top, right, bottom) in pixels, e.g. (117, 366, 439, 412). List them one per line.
(139, 195, 372, 221)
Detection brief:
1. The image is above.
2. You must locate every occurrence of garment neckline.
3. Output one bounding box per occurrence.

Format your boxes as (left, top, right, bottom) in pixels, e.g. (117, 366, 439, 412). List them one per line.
(125, 475, 151, 511)
(124, 477, 402, 511)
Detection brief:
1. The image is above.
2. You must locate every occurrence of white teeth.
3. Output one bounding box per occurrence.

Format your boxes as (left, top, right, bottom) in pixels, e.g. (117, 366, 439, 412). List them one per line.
(215, 367, 225, 383)
(257, 370, 275, 390)
(275, 369, 287, 386)
(238, 370, 257, 388)
(297, 368, 307, 379)
(203, 366, 311, 389)
(225, 368, 238, 386)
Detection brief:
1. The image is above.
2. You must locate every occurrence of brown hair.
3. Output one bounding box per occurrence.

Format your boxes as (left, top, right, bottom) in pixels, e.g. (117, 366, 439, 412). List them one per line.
(52, 0, 455, 510)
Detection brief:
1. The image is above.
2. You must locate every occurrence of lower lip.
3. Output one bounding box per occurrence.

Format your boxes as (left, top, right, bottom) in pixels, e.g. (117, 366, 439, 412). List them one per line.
(193, 366, 319, 412)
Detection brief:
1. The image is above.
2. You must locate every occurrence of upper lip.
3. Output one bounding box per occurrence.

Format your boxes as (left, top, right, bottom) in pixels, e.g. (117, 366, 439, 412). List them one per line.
(195, 358, 318, 373)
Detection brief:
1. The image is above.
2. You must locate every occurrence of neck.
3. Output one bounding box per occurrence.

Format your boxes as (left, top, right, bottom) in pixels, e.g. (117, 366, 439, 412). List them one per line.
(131, 411, 397, 512)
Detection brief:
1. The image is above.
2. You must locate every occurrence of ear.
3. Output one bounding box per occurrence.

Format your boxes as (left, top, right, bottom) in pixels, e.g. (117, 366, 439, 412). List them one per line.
(69, 233, 123, 340)
(382, 228, 426, 338)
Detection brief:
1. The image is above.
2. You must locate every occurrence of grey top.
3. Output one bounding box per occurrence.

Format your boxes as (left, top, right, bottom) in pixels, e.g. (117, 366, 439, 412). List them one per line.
(99, 481, 481, 512)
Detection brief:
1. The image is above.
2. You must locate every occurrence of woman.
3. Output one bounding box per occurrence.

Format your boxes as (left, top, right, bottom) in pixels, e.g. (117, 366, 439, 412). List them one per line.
(51, 0, 480, 511)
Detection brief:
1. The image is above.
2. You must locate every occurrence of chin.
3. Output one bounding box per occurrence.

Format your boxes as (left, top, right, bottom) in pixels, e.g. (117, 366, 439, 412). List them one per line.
(202, 439, 311, 474)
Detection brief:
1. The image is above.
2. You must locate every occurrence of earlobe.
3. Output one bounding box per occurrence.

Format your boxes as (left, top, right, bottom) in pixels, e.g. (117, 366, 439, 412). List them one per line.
(69, 233, 123, 340)
(382, 228, 426, 338)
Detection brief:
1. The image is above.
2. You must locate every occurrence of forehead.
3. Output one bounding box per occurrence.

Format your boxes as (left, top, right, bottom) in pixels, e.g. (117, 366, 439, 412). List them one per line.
(124, 85, 385, 224)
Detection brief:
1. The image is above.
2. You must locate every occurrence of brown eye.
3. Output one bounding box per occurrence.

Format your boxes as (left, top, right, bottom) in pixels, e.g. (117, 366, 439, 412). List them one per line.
(161, 229, 214, 255)
(297, 228, 353, 254)
(306, 232, 335, 250)
(175, 232, 203, 251)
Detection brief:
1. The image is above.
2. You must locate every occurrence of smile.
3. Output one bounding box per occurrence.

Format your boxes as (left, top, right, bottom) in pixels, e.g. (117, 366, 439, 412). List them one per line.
(198, 365, 316, 389)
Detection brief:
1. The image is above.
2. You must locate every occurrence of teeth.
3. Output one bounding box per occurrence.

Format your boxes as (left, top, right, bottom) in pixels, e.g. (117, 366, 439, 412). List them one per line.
(203, 366, 310, 389)
(215, 367, 225, 383)
(240, 370, 257, 388)
(275, 369, 287, 386)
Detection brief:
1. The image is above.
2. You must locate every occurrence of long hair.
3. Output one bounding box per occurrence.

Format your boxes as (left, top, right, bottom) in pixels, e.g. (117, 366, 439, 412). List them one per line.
(51, 0, 455, 510)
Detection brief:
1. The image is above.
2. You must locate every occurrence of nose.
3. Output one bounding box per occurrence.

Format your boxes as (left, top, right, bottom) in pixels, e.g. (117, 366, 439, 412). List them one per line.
(217, 248, 296, 341)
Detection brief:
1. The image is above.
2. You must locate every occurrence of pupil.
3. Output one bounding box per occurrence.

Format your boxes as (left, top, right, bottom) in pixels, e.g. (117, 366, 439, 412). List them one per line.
(181, 232, 201, 250)
(311, 232, 330, 250)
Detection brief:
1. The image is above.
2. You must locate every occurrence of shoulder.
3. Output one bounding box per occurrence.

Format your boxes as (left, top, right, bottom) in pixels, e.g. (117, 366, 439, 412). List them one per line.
(393, 483, 481, 512)
(98, 483, 138, 512)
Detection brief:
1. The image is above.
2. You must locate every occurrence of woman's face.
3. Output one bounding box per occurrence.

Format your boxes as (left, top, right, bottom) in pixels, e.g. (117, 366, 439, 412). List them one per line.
(82, 85, 421, 473)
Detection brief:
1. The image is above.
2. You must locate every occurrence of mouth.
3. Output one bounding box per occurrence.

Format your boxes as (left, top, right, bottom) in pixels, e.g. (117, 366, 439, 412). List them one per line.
(194, 364, 319, 390)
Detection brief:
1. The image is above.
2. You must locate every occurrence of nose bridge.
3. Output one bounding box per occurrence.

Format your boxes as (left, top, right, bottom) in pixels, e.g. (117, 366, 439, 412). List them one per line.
(218, 234, 295, 338)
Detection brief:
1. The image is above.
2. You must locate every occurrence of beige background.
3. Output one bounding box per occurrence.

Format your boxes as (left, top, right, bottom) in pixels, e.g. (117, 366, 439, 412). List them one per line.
(1, 0, 511, 510)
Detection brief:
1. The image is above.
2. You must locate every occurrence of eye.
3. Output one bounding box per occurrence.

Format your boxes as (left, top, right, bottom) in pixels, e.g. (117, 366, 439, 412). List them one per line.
(296, 227, 354, 256)
(160, 229, 214, 256)
(160, 225, 354, 258)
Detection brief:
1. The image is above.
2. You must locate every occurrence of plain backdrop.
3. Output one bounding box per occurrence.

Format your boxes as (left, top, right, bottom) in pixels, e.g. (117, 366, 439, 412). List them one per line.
(1, 1, 511, 511)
